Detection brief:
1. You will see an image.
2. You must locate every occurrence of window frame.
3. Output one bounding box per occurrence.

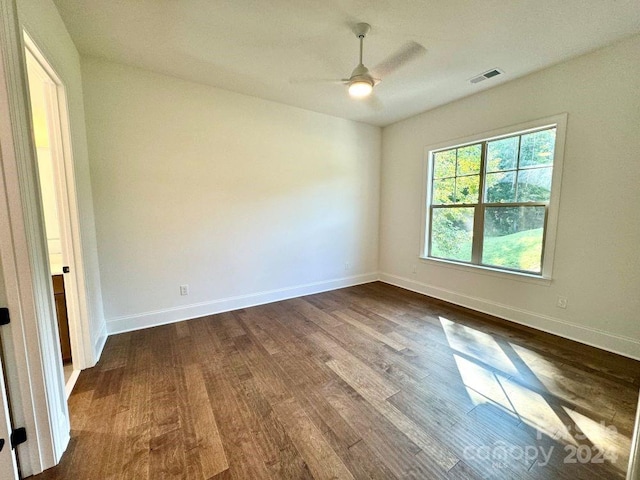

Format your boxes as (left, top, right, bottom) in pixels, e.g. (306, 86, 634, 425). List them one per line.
(420, 114, 567, 281)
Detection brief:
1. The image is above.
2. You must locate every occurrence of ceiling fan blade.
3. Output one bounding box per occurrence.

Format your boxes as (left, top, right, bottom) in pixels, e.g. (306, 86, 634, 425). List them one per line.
(371, 41, 426, 78)
(289, 78, 348, 85)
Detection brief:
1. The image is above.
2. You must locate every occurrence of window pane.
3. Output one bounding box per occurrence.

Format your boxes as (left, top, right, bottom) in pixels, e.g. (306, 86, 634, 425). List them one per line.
(485, 171, 516, 203)
(487, 136, 518, 172)
(456, 175, 480, 204)
(433, 149, 456, 178)
(516, 167, 552, 202)
(456, 144, 481, 175)
(482, 206, 545, 272)
(430, 207, 474, 262)
(519, 129, 556, 168)
(432, 178, 455, 204)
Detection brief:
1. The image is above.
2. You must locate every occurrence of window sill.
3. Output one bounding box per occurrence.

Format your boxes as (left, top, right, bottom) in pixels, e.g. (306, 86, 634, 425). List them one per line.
(418, 256, 552, 286)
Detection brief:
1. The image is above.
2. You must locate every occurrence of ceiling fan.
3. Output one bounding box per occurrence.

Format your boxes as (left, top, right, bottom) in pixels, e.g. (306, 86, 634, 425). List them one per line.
(294, 23, 426, 102)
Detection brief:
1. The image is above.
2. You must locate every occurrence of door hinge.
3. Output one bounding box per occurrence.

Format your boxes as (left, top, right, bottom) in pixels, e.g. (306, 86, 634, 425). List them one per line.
(0, 308, 9, 326)
(10, 427, 26, 449)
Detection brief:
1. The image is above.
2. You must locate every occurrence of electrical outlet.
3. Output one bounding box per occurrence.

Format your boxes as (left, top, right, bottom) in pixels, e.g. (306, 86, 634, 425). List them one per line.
(344, 262, 351, 271)
(180, 284, 189, 296)
(412, 264, 417, 274)
(556, 296, 568, 309)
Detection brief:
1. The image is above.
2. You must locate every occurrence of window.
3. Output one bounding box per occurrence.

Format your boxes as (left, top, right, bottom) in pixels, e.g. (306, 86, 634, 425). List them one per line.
(423, 116, 566, 277)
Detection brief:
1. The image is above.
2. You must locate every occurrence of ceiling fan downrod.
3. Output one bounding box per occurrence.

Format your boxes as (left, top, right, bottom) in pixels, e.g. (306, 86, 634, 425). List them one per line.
(348, 23, 374, 97)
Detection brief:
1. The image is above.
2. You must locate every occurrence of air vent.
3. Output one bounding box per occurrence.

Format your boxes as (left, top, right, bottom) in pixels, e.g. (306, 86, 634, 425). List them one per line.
(469, 69, 503, 84)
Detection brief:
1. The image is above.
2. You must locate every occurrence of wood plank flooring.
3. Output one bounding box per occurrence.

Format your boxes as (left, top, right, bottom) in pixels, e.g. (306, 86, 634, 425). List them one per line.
(30, 282, 640, 479)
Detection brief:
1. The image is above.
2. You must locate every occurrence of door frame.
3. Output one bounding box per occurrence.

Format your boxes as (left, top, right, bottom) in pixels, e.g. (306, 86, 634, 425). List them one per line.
(0, 0, 70, 475)
(0, 337, 19, 480)
(24, 31, 94, 375)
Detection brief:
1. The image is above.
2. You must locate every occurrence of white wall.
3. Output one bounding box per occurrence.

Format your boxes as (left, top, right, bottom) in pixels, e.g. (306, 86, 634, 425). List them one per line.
(80, 58, 381, 333)
(380, 35, 640, 359)
(26, 57, 62, 258)
(36, 147, 63, 265)
(27, 62, 64, 269)
(18, 0, 106, 360)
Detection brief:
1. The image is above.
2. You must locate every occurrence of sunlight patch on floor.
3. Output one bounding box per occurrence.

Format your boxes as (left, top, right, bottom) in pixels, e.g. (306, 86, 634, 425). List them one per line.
(453, 354, 512, 411)
(563, 407, 630, 471)
(440, 316, 519, 376)
(500, 376, 573, 443)
(441, 315, 629, 463)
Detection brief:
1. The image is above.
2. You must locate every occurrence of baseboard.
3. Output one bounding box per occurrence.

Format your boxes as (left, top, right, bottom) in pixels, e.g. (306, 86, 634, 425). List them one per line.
(93, 323, 107, 363)
(64, 369, 80, 399)
(379, 272, 640, 361)
(106, 272, 379, 335)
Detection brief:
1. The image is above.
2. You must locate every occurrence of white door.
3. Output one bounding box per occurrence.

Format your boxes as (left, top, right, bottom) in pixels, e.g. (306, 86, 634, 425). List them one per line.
(23, 33, 92, 376)
(0, 349, 19, 480)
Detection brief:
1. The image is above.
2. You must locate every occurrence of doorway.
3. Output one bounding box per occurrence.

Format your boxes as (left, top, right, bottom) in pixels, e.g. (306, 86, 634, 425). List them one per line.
(23, 34, 87, 397)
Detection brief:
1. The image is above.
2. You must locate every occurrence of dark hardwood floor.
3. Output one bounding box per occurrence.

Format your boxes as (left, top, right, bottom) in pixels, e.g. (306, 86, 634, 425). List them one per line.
(31, 282, 640, 479)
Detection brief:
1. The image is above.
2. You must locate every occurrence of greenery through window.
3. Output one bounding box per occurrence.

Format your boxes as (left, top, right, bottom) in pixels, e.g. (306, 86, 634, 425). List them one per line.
(427, 127, 557, 274)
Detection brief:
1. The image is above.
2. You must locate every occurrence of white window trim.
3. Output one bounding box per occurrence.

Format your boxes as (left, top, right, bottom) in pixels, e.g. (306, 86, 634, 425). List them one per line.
(419, 113, 568, 281)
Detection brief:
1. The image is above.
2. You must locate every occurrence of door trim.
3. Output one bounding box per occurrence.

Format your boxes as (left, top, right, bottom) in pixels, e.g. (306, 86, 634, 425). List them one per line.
(0, 0, 69, 474)
(0, 349, 19, 479)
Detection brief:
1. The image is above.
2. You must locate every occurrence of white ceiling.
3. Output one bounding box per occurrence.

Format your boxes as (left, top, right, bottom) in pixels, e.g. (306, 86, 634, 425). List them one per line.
(53, 0, 640, 127)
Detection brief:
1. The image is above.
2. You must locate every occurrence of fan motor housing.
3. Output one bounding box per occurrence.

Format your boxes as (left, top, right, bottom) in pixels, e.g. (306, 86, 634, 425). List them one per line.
(350, 63, 371, 79)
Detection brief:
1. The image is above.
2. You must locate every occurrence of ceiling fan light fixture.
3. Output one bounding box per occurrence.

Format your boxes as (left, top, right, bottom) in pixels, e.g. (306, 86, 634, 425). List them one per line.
(348, 79, 373, 97)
